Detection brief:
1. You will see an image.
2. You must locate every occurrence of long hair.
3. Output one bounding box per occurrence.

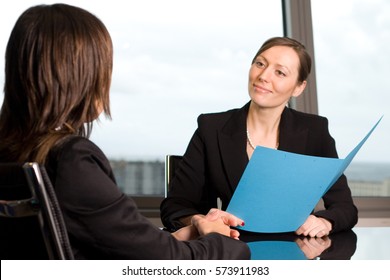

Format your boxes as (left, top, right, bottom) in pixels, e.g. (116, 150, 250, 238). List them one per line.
(0, 4, 113, 163)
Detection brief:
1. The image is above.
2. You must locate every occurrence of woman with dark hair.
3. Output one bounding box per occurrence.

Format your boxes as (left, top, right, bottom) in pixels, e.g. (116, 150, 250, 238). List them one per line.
(161, 37, 358, 237)
(0, 3, 250, 260)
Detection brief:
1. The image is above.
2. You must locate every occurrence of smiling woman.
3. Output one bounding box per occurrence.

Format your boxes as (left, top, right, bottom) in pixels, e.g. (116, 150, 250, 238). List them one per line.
(247, 43, 308, 156)
(160, 36, 358, 238)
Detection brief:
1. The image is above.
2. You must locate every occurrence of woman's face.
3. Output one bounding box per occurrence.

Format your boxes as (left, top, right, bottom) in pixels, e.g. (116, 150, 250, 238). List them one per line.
(248, 45, 306, 110)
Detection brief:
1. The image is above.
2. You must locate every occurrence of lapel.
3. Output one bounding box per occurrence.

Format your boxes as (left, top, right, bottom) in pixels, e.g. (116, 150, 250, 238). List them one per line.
(278, 107, 309, 154)
(217, 103, 250, 192)
(217, 105, 310, 192)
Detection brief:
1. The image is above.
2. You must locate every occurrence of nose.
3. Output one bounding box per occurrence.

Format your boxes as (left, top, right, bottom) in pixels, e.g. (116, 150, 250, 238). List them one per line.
(258, 68, 270, 83)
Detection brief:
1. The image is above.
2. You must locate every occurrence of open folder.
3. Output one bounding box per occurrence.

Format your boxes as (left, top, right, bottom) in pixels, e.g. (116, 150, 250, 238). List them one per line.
(226, 117, 383, 233)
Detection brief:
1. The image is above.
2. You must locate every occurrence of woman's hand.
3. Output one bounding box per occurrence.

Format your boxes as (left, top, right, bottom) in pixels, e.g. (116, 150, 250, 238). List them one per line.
(176, 208, 244, 240)
(194, 208, 244, 240)
(295, 215, 332, 237)
(191, 213, 241, 240)
(191, 214, 230, 236)
(205, 208, 245, 227)
(171, 225, 198, 241)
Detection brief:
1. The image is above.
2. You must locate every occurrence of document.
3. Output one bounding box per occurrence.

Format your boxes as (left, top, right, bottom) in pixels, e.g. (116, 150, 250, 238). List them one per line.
(226, 117, 382, 233)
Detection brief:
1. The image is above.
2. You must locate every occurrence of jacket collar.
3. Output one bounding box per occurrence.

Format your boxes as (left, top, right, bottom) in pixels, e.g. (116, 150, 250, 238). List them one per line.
(217, 102, 250, 192)
(278, 107, 309, 154)
(217, 102, 309, 191)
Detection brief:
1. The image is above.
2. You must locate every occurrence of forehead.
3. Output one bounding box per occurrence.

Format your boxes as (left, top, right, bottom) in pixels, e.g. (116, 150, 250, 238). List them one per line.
(257, 46, 300, 71)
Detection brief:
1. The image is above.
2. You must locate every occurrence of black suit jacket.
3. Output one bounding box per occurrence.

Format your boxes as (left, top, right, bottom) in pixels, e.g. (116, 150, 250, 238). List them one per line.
(45, 136, 250, 259)
(160, 102, 358, 233)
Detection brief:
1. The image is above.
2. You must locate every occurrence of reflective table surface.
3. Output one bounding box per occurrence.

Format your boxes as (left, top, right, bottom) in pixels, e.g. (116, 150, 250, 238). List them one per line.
(239, 227, 390, 260)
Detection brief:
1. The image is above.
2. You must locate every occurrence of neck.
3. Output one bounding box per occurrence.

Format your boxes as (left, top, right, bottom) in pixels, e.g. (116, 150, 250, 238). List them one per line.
(247, 102, 283, 134)
(246, 101, 283, 151)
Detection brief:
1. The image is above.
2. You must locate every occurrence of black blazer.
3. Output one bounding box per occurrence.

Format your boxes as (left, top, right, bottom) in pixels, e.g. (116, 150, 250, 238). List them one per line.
(160, 102, 358, 233)
(45, 136, 250, 259)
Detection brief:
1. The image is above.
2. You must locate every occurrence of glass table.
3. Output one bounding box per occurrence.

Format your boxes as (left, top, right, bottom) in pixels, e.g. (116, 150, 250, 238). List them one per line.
(239, 227, 390, 260)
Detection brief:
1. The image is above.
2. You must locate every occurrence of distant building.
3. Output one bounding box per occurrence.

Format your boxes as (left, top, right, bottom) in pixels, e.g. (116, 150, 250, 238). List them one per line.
(349, 179, 390, 197)
(110, 160, 165, 196)
(110, 160, 390, 198)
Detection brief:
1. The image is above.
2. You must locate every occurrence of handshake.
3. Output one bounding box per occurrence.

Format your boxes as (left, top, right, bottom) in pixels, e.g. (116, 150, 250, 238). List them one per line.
(172, 208, 244, 241)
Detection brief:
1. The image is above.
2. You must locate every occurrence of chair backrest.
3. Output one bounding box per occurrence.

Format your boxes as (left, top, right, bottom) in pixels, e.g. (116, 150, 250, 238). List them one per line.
(0, 162, 74, 260)
(164, 155, 222, 209)
(164, 155, 183, 197)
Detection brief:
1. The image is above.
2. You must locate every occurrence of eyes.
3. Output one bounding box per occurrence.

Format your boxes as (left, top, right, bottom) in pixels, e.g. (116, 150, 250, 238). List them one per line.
(254, 60, 287, 77)
(276, 70, 287, 77)
(254, 60, 266, 69)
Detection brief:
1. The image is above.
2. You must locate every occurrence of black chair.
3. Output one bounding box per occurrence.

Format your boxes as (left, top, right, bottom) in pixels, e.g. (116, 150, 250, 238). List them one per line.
(164, 155, 222, 209)
(164, 155, 183, 197)
(0, 162, 74, 259)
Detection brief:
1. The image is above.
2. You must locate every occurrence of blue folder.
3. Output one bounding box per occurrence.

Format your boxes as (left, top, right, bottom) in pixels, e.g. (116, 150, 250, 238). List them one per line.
(226, 117, 382, 233)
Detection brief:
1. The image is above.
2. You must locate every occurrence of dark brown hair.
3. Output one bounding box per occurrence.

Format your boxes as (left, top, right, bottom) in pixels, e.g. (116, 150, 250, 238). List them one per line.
(0, 4, 113, 163)
(251, 37, 311, 84)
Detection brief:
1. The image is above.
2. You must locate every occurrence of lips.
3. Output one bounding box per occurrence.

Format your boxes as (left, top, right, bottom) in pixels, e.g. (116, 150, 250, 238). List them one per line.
(253, 83, 272, 94)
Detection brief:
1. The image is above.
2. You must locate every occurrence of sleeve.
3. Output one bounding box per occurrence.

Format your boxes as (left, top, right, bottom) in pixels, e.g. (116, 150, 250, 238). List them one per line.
(311, 118, 358, 233)
(318, 230, 357, 260)
(54, 138, 250, 259)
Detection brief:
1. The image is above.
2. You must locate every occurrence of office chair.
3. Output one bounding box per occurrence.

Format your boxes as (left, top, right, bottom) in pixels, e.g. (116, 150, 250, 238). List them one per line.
(164, 155, 222, 209)
(164, 155, 183, 197)
(0, 162, 74, 259)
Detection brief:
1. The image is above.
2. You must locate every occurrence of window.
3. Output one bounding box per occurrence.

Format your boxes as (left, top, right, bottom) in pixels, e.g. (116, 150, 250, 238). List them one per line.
(71, 0, 282, 196)
(311, 0, 390, 199)
(2, 1, 388, 218)
(0, 0, 283, 208)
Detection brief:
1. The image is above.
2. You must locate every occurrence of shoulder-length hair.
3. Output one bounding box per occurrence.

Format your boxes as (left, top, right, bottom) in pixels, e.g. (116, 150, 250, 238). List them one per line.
(0, 4, 113, 163)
